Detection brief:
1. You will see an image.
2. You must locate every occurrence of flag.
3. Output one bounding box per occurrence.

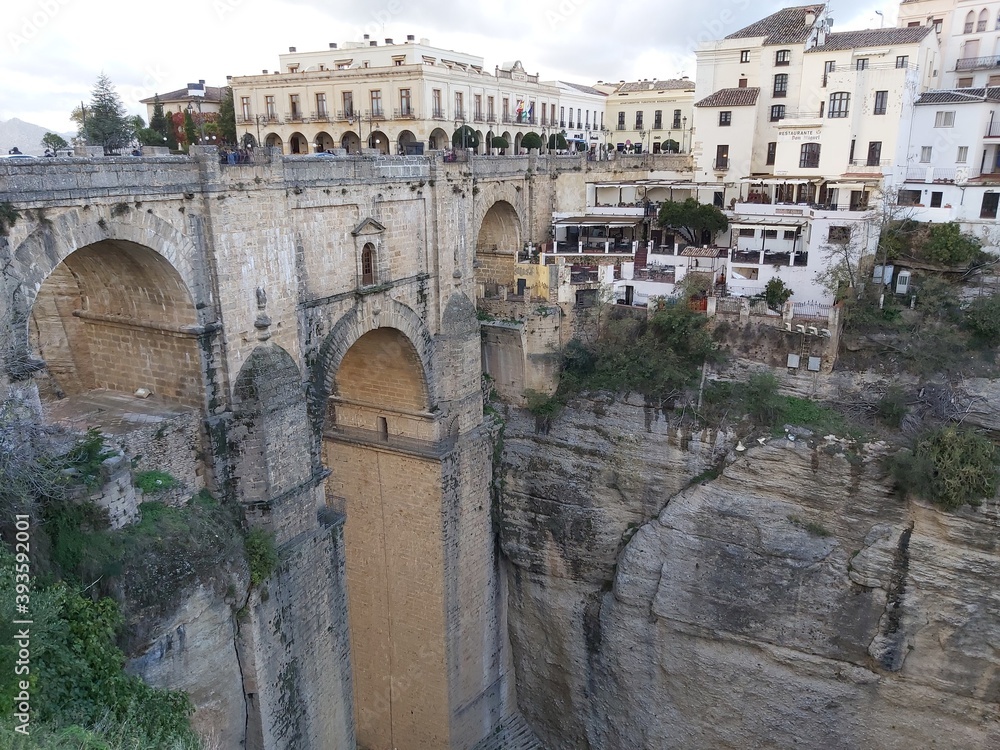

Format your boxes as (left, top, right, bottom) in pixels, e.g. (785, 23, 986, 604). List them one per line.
(527, 102, 534, 122)
(516, 100, 524, 120)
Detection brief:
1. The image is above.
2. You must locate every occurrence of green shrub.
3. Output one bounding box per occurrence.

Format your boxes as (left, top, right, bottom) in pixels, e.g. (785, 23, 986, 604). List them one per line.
(876, 387, 908, 428)
(64, 429, 116, 490)
(524, 389, 563, 419)
(964, 293, 1000, 347)
(889, 426, 998, 509)
(520, 132, 543, 150)
(245, 528, 278, 587)
(742, 373, 784, 426)
(920, 222, 981, 266)
(134, 470, 178, 494)
(491, 136, 508, 150)
(763, 277, 793, 311)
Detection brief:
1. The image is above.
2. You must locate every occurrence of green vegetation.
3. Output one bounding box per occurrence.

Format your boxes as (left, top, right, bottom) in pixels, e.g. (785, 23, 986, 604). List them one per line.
(889, 426, 998, 510)
(135, 470, 179, 494)
(491, 136, 509, 150)
(520, 132, 543, 151)
(0, 202, 20, 236)
(656, 198, 729, 246)
(452, 125, 479, 150)
(245, 528, 278, 587)
(963, 293, 1000, 347)
(701, 373, 846, 435)
(547, 132, 568, 150)
(762, 277, 793, 311)
(41, 132, 68, 152)
(76, 74, 135, 155)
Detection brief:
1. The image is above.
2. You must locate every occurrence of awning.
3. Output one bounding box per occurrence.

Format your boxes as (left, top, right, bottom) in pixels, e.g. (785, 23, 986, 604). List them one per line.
(730, 218, 807, 229)
(554, 216, 644, 227)
(826, 182, 867, 191)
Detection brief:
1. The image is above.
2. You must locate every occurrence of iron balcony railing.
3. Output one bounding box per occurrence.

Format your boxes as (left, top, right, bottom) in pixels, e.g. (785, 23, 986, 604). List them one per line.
(713, 158, 730, 170)
(336, 110, 354, 121)
(987, 120, 1000, 137)
(311, 110, 329, 122)
(956, 54, 1000, 70)
(394, 108, 416, 119)
(431, 107, 445, 119)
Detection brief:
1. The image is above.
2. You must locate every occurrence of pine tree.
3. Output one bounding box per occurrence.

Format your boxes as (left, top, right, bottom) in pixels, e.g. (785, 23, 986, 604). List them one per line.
(218, 87, 237, 145)
(81, 73, 134, 154)
(183, 110, 197, 150)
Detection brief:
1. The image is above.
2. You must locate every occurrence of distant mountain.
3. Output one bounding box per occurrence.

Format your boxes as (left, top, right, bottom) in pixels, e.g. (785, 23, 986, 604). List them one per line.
(0, 118, 76, 156)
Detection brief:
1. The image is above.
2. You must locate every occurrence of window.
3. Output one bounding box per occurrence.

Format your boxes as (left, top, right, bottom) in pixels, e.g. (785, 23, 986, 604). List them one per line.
(361, 244, 375, 285)
(978, 9, 988, 32)
(673, 109, 682, 128)
(770, 104, 785, 122)
(738, 78, 748, 88)
(829, 226, 851, 243)
(474, 94, 482, 120)
(934, 110, 955, 127)
(370, 90, 382, 117)
(933, 18, 943, 33)
(654, 110, 662, 129)
(738, 228, 755, 238)
(958, 77, 974, 88)
(965, 11, 975, 33)
(316, 93, 327, 117)
(740, 50, 750, 63)
(828, 92, 850, 118)
(394, 58, 403, 66)
(895, 55, 909, 69)
(433, 90, 444, 118)
(399, 89, 411, 116)
(856, 58, 869, 70)
(957, 146, 969, 163)
(265, 95, 275, 118)
(981, 193, 999, 219)
(763, 229, 778, 239)
(766, 141, 776, 165)
(920, 146, 932, 162)
(715, 144, 729, 170)
(454, 91, 463, 119)
(783, 230, 796, 240)
(618, 111, 625, 129)
(585, 110, 590, 127)
(773, 73, 788, 97)
(799, 142, 820, 168)
(775, 49, 791, 66)
(866, 141, 882, 166)
(874, 90, 888, 115)
(635, 111, 643, 129)
(719, 111, 732, 126)
(241, 96, 251, 119)
(897, 189, 921, 206)
(930, 191, 943, 208)
(503, 97, 510, 120)
(823, 60, 835, 86)
(342, 92, 353, 118)
(488, 96, 495, 120)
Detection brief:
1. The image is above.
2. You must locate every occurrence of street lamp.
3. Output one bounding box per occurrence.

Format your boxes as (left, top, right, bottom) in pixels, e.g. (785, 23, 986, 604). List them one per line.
(455, 119, 468, 151)
(682, 116, 688, 153)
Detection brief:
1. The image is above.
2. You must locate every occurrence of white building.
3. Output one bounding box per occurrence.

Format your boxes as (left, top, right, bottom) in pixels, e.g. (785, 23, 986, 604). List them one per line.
(595, 79, 696, 154)
(898, 0, 1000, 89)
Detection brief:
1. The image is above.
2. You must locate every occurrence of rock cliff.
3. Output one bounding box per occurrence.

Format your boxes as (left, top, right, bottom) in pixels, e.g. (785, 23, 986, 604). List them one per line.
(499, 395, 1000, 749)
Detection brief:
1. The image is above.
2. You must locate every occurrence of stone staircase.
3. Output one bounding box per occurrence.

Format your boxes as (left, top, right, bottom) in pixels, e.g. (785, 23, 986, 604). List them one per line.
(470, 714, 546, 750)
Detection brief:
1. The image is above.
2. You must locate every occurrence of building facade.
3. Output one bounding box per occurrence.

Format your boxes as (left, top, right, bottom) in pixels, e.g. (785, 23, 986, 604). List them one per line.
(595, 78, 696, 153)
(898, 0, 1000, 88)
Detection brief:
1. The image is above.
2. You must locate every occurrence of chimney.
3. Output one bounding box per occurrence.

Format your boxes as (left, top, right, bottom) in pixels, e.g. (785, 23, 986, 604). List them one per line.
(385, 38, 393, 45)
(330, 42, 337, 48)
(407, 34, 415, 42)
(805, 10, 816, 25)
(289, 46, 296, 52)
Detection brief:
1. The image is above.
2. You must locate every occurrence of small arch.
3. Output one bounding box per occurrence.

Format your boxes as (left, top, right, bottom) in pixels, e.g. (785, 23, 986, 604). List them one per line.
(341, 130, 361, 153)
(397, 129, 417, 154)
(978, 8, 989, 31)
(314, 130, 335, 151)
(965, 10, 976, 31)
(501, 131, 512, 154)
(265, 132, 284, 151)
(514, 132, 523, 154)
(475, 130, 484, 155)
(288, 131, 308, 154)
(368, 129, 389, 154)
(361, 243, 376, 286)
(486, 130, 495, 151)
(428, 127, 449, 150)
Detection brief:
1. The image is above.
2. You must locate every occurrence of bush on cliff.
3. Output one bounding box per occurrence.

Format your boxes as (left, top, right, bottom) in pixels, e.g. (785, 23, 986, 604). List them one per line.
(889, 426, 999, 509)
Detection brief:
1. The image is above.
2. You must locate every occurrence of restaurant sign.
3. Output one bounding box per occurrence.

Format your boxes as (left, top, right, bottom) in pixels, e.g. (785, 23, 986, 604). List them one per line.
(779, 128, 822, 142)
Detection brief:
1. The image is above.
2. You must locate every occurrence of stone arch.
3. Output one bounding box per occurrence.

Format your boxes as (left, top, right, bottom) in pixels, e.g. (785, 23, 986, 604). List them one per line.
(288, 131, 308, 154)
(474, 130, 484, 154)
(472, 196, 525, 299)
(514, 132, 523, 154)
(265, 132, 283, 151)
(397, 129, 417, 154)
(310, 298, 434, 432)
(486, 130, 494, 151)
(314, 130, 335, 151)
(428, 127, 449, 150)
(368, 130, 389, 154)
(340, 130, 361, 153)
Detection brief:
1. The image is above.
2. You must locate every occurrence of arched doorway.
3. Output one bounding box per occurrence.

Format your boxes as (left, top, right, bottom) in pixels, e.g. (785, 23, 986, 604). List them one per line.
(501, 131, 512, 154)
(341, 130, 361, 153)
(264, 132, 283, 152)
(288, 132, 308, 154)
(486, 130, 494, 152)
(475, 130, 484, 155)
(314, 130, 335, 152)
(321, 325, 449, 749)
(368, 129, 389, 154)
(428, 127, 449, 150)
(397, 129, 417, 155)
(514, 132, 523, 154)
(474, 201, 522, 298)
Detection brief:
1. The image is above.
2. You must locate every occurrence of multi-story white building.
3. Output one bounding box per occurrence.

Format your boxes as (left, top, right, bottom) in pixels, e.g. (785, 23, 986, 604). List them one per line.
(230, 36, 603, 155)
(595, 79, 696, 154)
(898, 0, 1000, 88)
(547, 81, 607, 152)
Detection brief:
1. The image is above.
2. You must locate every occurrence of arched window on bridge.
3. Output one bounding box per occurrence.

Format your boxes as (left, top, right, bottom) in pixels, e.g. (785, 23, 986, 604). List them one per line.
(361, 243, 375, 286)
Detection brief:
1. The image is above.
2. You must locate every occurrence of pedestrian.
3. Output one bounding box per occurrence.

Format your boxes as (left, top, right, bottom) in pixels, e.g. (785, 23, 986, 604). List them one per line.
(8, 146, 21, 154)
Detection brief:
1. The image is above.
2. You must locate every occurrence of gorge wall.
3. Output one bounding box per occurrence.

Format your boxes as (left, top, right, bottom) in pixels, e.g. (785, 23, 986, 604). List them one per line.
(499, 395, 1000, 749)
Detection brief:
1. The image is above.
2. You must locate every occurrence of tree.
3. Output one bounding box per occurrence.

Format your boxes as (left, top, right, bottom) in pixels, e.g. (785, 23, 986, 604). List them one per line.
(548, 132, 567, 150)
(521, 131, 543, 151)
(41, 132, 68, 153)
(131, 115, 162, 147)
(183, 109, 197, 150)
(763, 277, 793, 311)
(452, 125, 479, 150)
(218, 87, 238, 145)
(890, 427, 998, 509)
(814, 224, 867, 297)
(79, 73, 134, 154)
(148, 95, 177, 150)
(920, 222, 981, 266)
(491, 135, 508, 151)
(656, 198, 729, 246)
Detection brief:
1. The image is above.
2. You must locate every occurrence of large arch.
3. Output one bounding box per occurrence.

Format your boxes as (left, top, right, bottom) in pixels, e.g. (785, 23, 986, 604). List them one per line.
(428, 127, 449, 150)
(368, 129, 389, 154)
(264, 132, 283, 151)
(473, 199, 524, 298)
(314, 130, 335, 151)
(341, 130, 361, 153)
(397, 129, 417, 155)
(288, 131, 308, 154)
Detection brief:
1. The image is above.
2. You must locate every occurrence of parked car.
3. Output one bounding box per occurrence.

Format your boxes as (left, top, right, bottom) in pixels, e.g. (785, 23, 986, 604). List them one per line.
(1, 154, 37, 160)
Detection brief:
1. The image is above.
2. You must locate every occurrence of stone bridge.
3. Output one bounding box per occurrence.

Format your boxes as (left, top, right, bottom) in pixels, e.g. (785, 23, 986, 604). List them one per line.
(0, 150, 687, 749)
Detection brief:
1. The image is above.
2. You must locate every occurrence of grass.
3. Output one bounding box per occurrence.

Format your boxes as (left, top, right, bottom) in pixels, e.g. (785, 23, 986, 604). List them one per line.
(135, 470, 179, 493)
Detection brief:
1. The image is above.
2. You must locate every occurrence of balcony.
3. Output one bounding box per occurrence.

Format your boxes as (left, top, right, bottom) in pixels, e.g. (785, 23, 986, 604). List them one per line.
(713, 158, 730, 171)
(336, 110, 354, 121)
(956, 54, 1000, 71)
(237, 115, 254, 124)
(366, 108, 385, 121)
(845, 158, 891, 173)
(432, 107, 445, 120)
(987, 120, 1000, 138)
(394, 108, 417, 119)
(287, 111, 304, 123)
(560, 120, 566, 127)
(311, 110, 330, 122)
(487, 114, 497, 123)
(502, 114, 514, 123)
(455, 109, 466, 121)
(474, 111, 484, 122)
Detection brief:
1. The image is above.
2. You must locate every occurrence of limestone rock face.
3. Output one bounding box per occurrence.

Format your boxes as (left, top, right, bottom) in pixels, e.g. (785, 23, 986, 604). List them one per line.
(501, 397, 1000, 749)
(126, 584, 246, 749)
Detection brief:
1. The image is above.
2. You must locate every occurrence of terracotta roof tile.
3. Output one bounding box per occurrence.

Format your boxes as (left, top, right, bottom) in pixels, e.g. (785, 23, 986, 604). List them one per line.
(725, 5, 825, 45)
(694, 87, 760, 108)
(916, 88, 1000, 105)
(806, 26, 932, 52)
(614, 79, 695, 93)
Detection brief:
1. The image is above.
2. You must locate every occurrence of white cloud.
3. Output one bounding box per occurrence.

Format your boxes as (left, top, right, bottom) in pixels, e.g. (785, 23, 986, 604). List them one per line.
(1, 0, 889, 132)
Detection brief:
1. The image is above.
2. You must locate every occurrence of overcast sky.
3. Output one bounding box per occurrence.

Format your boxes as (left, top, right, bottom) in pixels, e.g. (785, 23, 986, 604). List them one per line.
(3, 0, 896, 133)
